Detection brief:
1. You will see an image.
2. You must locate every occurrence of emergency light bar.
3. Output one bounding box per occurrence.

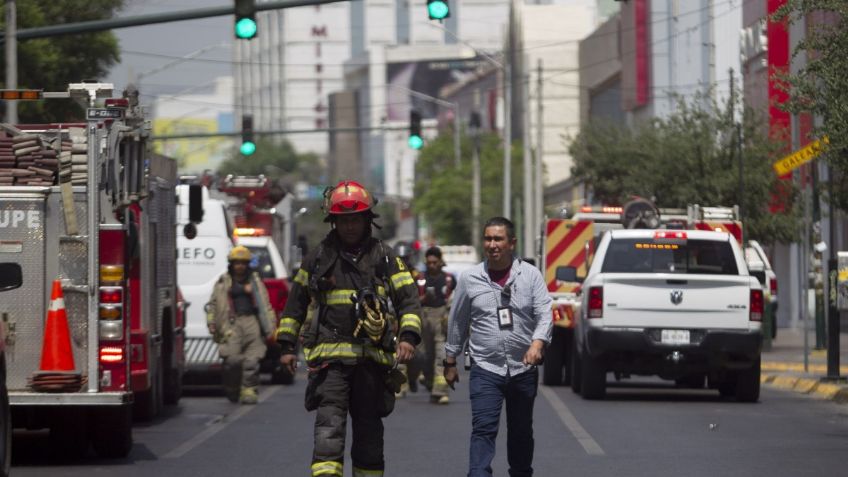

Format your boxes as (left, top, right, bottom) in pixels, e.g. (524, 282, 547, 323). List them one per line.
(580, 206, 623, 214)
(234, 227, 267, 237)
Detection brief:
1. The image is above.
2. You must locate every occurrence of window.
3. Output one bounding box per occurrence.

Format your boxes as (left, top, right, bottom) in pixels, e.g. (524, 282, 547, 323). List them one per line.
(601, 239, 738, 275)
(246, 245, 277, 279)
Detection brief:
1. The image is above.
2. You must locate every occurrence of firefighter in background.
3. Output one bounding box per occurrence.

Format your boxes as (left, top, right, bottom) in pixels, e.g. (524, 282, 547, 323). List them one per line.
(416, 246, 456, 404)
(206, 246, 276, 405)
(277, 181, 421, 477)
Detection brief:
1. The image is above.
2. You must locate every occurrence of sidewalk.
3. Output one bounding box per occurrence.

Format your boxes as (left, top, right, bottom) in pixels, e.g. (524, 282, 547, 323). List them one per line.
(761, 327, 848, 403)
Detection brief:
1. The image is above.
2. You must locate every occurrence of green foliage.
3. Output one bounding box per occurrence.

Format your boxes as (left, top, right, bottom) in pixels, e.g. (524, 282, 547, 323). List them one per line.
(0, 1, 125, 122)
(413, 130, 523, 244)
(774, 1, 848, 211)
(569, 94, 799, 245)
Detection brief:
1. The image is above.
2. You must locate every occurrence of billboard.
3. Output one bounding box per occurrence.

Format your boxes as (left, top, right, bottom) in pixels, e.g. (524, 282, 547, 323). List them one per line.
(385, 57, 485, 121)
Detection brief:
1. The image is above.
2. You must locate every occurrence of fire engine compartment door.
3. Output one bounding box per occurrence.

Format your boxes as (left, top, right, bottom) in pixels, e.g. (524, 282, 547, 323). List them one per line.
(0, 187, 90, 392)
(545, 219, 594, 293)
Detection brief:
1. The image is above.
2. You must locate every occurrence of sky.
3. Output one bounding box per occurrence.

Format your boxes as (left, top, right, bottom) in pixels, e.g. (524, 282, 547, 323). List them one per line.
(105, 0, 234, 104)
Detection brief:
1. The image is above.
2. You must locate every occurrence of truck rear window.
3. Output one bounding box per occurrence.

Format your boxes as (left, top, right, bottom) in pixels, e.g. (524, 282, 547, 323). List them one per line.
(601, 238, 739, 275)
(246, 246, 278, 279)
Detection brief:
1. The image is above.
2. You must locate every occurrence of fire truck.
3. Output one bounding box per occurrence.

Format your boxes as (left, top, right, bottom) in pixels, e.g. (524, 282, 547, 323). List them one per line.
(218, 175, 292, 383)
(0, 83, 184, 457)
(540, 200, 742, 386)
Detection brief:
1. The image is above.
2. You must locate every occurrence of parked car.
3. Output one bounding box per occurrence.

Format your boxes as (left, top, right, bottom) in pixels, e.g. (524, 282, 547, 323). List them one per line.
(745, 240, 778, 339)
(0, 262, 23, 477)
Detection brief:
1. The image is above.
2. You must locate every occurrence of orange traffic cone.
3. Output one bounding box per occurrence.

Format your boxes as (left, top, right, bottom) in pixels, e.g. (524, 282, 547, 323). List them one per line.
(39, 280, 76, 372)
(30, 280, 82, 392)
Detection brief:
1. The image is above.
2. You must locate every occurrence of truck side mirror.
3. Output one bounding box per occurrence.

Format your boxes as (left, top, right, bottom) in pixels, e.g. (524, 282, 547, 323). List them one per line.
(188, 184, 204, 223)
(555, 266, 582, 283)
(0, 263, 22, 292)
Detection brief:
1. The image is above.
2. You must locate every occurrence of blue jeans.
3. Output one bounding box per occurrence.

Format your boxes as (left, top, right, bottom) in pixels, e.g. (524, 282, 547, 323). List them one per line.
(468, 365, 538, 477)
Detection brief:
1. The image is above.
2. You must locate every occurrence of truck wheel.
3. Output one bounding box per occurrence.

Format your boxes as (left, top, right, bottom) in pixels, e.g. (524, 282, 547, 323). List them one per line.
(734, 359, 761, 403)
(134, 353, 163, 421)
(543, 328, 566, 386)
(92, 406, 133, 458)
(580, 348, 606, 400)
(0, 384, 10, 476)
(570, 342, 582, 394)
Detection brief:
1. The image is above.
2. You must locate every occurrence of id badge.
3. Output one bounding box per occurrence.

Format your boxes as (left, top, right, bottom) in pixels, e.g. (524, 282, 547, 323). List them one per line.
(497, 306, 513, 330)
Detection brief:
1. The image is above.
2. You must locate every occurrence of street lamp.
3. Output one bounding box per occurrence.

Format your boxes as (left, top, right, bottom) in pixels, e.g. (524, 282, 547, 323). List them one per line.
(426, 22, 512, 218)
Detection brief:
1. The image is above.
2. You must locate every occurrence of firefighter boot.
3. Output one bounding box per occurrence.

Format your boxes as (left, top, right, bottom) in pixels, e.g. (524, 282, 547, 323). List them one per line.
(240, 386, 259, 405)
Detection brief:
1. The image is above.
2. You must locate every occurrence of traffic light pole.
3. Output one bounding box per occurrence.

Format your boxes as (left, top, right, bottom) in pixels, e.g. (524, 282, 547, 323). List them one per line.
(1, 0, 349, 42)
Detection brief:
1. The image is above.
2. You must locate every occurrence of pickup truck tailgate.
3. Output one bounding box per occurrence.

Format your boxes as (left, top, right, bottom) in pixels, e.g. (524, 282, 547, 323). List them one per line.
(601, 274, 753, 329)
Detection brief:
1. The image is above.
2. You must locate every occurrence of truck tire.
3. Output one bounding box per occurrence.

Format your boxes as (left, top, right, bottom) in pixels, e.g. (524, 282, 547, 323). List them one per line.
(543, 328, 566, 386)
(0, 372, 10, 477)
(92, 406, 133, 458)
(162, 318, 183, 405)
(570, 342, 582, 394)
(734, 359, 761, 403)
(579, 348, 606, 400)
(134, 352, 163, 421)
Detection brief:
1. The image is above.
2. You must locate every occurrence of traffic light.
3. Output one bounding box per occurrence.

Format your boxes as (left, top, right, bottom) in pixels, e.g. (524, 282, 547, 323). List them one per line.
(240, 114, 256, 156)
(234, 0, 257, 39)
(408, 110, 423, 150)
(427, 0, 450, 20)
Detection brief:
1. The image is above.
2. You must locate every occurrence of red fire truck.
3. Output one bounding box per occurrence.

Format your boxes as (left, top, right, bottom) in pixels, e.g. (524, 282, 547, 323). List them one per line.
(0, 83, 184, 457)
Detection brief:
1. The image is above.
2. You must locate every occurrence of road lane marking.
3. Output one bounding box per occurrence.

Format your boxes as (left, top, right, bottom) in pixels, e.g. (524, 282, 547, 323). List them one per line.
(163, 386, 282, 459)
(539, 386, 605, 456)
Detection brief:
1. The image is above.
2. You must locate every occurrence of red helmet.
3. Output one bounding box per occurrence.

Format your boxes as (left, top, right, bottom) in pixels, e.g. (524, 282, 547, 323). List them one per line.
(324, 180, 376, 216)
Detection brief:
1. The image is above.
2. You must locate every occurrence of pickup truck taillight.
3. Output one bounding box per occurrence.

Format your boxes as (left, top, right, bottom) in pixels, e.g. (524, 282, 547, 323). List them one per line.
(769, 278, 777, 297)
(588, 286, 603, 318)
(750, 289, 764, 321)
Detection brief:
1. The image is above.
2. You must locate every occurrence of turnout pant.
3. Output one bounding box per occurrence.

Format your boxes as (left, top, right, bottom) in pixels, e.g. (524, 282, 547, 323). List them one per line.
(307, 361, 392, 477)
(218, 315, 266, 399)
(410, 305, 449, 397)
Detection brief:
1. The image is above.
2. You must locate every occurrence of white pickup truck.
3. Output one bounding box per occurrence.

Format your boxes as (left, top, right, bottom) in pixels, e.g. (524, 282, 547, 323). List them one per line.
(571, 229, 764, 402)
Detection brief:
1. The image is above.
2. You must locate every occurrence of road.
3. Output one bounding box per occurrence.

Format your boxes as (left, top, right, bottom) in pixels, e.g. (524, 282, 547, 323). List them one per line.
(10, 370, 848, 476)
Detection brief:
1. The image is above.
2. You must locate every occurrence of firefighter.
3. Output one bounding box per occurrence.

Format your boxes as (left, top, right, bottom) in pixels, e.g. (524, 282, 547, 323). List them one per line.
(206, 245, 276, 405)
(277, 180, 421, 477)
(393, 241, 421, 397)
(417, 246, 456, 404)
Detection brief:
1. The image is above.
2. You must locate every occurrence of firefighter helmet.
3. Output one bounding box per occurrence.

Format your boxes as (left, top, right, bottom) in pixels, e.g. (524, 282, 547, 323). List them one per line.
(228, 245, 252, 262)
(324, 181, 376, 217)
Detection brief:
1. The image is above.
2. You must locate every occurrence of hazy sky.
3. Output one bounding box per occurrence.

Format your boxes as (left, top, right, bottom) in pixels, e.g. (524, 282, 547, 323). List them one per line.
(105, 0, 233, 104)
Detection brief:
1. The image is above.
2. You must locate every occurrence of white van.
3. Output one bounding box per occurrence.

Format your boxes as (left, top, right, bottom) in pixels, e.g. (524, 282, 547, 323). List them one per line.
(176, 185, 234, 382)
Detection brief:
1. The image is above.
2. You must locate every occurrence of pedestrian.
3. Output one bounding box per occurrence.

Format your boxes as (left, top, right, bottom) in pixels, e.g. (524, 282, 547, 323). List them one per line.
(444, 217, 553, 477)
(206, 245, 277, 405)
(414, 246, 456, 404)
(277, 180, 421, 477)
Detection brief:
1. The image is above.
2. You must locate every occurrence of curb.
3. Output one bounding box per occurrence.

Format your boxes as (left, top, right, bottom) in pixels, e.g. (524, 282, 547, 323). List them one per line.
(761, 371, 848, 403)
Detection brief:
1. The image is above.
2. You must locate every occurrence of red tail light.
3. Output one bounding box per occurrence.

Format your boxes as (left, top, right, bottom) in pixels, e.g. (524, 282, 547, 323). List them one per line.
(99, 287, 123, 303)
(750, 289, 764, 321)
(769, 278, 777, 296)
(99, 346, 124, 363)
(588, 286, 603, 318)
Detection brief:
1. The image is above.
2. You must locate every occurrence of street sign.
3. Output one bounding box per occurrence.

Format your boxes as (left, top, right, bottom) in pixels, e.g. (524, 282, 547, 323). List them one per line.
(773, 136, 829, 175)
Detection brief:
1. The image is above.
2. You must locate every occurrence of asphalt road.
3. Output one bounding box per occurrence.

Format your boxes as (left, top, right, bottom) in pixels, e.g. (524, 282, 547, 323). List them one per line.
(10, 369, 848, 476)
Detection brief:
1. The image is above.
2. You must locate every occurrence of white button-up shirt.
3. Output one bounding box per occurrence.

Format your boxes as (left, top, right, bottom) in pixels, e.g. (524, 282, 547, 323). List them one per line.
(445, 257, 553, 377)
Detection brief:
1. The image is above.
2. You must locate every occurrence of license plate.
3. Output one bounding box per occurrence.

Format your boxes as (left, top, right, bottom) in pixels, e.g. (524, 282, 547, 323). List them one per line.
(661, 329, 690, 345)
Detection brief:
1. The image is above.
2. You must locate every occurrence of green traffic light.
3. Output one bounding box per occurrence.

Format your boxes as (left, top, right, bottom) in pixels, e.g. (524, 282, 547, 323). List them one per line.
(408, 135, 424, 150)
(240, 141, 257, 156)
(427, 1, 450, 20)
(235, 18, 258, 39)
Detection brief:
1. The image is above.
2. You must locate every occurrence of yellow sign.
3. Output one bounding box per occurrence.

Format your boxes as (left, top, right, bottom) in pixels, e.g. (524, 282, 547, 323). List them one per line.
(773, 136, 829, 176)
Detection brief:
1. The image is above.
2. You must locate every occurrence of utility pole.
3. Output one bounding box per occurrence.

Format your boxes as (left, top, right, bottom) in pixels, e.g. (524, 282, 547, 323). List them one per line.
(453, 102, 461, 168)
(471, 91, 482, 252)
(535, 60, 544, 257)
(4, 0, 17, 124)
(502, 1, 514, 218)
(522, 69, 533, 259)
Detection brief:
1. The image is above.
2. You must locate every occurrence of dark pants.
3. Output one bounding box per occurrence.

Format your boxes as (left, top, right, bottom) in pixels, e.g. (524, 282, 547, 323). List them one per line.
(308, 361, 391, 476)
(468, 365, 538, 477)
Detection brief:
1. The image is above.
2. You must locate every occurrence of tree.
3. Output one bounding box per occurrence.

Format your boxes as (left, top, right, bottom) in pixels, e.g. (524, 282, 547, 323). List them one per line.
(774, 1, 848, 211)
(0, 1, 125, 122)
(569, 94, 799, 244)
(413, 130, 523, 244)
